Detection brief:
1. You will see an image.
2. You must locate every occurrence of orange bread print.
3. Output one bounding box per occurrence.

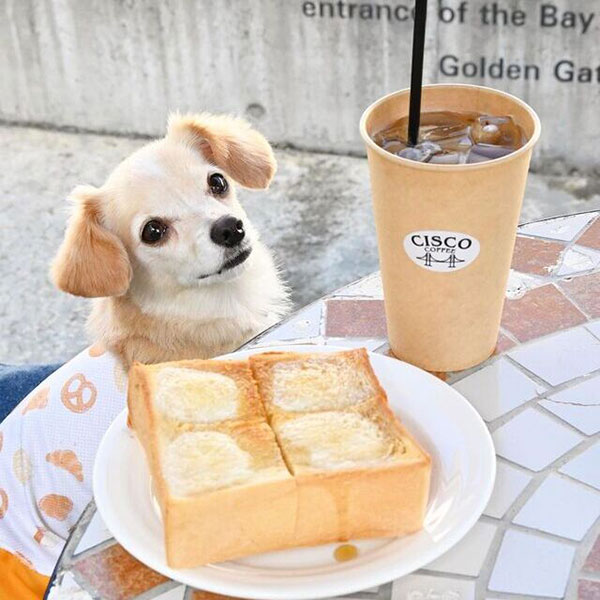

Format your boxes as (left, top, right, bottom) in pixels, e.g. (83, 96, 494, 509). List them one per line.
(38, 494, 73, 521)
(46, 450, 84, 482)
(22, 388, 49, 415)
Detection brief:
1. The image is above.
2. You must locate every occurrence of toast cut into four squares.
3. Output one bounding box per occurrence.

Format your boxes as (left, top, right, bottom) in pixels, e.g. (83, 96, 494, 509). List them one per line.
(250, 350, 431, 544)
(128, 349, 431, 568)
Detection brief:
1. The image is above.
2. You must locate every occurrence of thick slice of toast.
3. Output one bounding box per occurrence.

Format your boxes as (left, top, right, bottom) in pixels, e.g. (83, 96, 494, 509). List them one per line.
(250, 349, 431, 545)
(129, 349, 431, 568)
(249, 348, 385, 419)
(128, 359, 296, 568)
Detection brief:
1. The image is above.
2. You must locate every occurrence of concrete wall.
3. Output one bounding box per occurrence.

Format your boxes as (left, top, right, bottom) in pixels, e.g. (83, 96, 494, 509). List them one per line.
(1, 0, 598, 171)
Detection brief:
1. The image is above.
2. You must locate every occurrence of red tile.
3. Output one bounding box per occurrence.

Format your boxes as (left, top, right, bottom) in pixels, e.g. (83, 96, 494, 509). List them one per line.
(495, 332, 516, 353)
(577, 217, 600, 250)
(325, 299, 387, 338)
(501, 284, 587, 342)
(559, 272, 600, 318)
(579, 579, 600, 600)
(584, 535, 600, 572)
(511, 236, 566, 276)
(73, 543, 168, 600)
(192, 591, 240, 600)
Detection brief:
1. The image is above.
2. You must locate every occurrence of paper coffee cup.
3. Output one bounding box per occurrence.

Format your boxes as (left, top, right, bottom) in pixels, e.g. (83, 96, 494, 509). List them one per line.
(360, 84, 541, 372)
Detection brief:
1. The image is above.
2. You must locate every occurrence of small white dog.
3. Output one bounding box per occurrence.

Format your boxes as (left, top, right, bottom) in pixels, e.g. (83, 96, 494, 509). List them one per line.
(51, 113, 290, 365)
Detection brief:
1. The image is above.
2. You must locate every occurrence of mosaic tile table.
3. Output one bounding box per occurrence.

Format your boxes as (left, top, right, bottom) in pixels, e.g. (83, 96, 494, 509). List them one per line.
(46, 212, 600, 600)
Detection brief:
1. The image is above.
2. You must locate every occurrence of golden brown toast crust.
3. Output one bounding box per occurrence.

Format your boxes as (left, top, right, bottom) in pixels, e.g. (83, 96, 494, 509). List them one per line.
(128, 350, 431, 568)
(249, 348, 386, 417)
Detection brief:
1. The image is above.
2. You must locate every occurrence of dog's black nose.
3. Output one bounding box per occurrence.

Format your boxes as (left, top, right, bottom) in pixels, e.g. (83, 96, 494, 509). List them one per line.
(210, 216, 245, 248)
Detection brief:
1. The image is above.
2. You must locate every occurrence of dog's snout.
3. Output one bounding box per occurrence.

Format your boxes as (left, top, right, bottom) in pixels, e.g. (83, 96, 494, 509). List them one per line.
(210, 216, 245, 248)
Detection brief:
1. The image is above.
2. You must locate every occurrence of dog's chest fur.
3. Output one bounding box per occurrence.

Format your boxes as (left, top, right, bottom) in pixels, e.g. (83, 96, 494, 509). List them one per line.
(88, 245, 289, 365)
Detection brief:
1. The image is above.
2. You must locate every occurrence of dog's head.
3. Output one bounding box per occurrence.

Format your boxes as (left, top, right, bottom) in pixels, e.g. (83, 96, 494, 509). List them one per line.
(51, 113, 276, 299)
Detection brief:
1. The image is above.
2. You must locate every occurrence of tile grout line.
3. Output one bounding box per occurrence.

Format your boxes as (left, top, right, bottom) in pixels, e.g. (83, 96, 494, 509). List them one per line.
(564, 515, 600, 599)
(475, 435, 600, 596)
(464, 390, 599, 597)
(554, 280, 597, 322)
(517, 213, 599, 245)
(503, 341, 600, 395)
(529, 402, 595, 439)
(70, 537, 118, 563)
(132, 580, 182, 600)
(304, 225, 598, 598)
(498, 325, 520, 345)
(59, 234, 594, 598)
(586, 320, 600, 343)
(536, 399, 600, 436)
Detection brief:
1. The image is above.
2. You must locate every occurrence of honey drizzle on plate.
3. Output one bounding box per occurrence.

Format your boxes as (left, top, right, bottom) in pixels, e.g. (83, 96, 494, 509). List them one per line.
(334, 544, 358, 562)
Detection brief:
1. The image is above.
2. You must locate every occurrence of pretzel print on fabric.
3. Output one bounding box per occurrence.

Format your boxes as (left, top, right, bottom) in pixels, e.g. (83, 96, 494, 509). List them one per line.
(61, 374, 97, 414)
(0, 346, 125, 576)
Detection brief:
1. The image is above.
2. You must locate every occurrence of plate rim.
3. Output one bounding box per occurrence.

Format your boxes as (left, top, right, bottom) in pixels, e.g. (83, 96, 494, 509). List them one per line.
(93, 344, 496, 599)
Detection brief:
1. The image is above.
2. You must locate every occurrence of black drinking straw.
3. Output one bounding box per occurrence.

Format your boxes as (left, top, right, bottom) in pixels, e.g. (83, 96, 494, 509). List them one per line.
(408, 0, 428, 147)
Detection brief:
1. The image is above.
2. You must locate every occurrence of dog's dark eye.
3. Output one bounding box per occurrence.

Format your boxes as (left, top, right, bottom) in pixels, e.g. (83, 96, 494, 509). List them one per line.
(208, 173, 229, 195)
(141, 219, 168, 244)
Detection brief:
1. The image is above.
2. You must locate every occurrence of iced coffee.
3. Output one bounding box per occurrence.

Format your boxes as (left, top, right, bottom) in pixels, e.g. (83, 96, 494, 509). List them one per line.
(360, 84, 541, 371)
(373, 111, 527, 164)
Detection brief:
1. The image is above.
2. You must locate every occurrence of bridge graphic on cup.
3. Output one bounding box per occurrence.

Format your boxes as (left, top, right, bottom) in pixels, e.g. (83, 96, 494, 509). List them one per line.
(415, 252, 467, 269)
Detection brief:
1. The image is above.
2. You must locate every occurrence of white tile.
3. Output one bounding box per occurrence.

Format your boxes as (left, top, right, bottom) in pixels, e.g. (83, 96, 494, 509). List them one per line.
(484, 461, 532, 519)
(560, 443, 600, 490)
(518, 213, 597, 242)
(324, 337, 386, 351)
(452, 358, 542, 422)
(488, 529, 575, 597)
(74, 511, 113, 555)
(341, 585, 380, 597)
(587, 320, 600, 339)
(538, 399, 600, 435)
(392, 573, 475, 600)
(508, 327, 600, 386)
(426, 521, 497, 576)
(492, 408, 583, 472)
(349, 585, 380, 595)
(539, 374, 600, 435)
(47, 572, 93, 600)
(505, 270, 547, 300)
(333, 273, 383, 299)
(554, 245, 600, 276)
(154, 586, 186, 600)
(513, 473, 600, 540)
(255, 302, 323, 342)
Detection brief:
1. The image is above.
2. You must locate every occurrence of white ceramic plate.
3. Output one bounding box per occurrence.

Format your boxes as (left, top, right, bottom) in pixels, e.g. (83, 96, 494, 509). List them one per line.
(94, 344, 495, 599)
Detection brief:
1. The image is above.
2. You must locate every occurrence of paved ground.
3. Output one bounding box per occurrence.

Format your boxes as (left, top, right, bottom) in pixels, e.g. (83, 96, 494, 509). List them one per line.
(2, 125, 600, 363)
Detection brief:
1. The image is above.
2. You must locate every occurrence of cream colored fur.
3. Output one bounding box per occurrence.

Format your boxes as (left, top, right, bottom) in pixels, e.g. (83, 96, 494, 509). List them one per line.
(51, 113, 290, 365)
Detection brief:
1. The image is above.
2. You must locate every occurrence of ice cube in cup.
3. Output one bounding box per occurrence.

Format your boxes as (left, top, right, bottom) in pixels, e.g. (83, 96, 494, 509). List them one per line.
(373, 111, 527, 164)
(398, 141, 442, 162)
(467, 144, 515, 163)
(471, 115, 524, 147)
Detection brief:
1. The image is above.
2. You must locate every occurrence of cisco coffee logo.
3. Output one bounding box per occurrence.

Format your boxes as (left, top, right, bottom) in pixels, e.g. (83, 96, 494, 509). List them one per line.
(403, 230, 480, 273)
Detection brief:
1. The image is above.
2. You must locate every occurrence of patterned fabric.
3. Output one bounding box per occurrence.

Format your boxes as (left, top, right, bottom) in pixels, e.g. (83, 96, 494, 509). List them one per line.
(0, 363, 62, 423)
(0, 345, 126, 576)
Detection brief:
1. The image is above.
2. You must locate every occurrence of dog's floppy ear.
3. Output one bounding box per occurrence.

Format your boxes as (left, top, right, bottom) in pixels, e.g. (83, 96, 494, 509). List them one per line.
(51, 185, 132, 298)
(167, 113, 276, 189)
